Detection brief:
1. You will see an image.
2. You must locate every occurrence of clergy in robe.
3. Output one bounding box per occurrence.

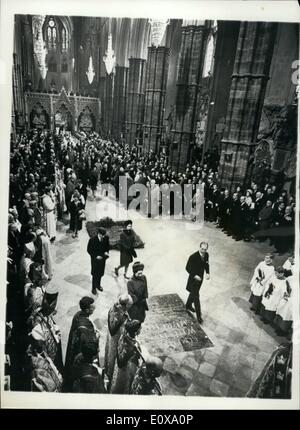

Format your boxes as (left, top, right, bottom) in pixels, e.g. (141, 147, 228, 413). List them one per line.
(24, 261, 48, 319)
(35, 228, 53, 280)
(274, 275, 294, 337)
(72, 341, 106, 393)
(130, 355, 163, 395)
(64, 297, 100, 391)
(104, 294, 133, 389)
(247, 342, 292, 399)
(110, 319, 142, 394)
(42, 187, 56, 241)
(249, 254, 275, 314)
(127, 262, 148, 323)
(260, 267, 286, 324)
(25, 337, 63, 392)
(282, 254, 295, 278)
(27, 295, 63, 373)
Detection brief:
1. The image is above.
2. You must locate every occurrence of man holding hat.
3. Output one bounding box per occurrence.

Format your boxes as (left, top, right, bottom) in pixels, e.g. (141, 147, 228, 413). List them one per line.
(114, 220, 137, 279)
(127, 262, 149, 323)
(87, 227, 110, 294)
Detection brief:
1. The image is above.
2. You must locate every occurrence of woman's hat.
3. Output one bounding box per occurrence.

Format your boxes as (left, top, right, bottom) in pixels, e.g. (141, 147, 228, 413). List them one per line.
(124, 220, 133, 227)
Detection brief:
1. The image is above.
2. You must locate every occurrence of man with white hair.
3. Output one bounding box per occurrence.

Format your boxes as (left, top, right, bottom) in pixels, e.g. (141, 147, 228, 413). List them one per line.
(104, 294, 133, 389)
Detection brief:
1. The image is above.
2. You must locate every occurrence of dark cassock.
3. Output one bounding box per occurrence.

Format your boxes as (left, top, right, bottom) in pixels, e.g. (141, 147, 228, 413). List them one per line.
(185, 246, 210, 322)
(72, 342, 106, 394)
(87, 228, 110, 293)
(110, 320, 142, 394)
(64, 297, 99, 391)
(247, 342, 292, 399)
(104, 296, 132, 388)
(127, 262, 148, 323)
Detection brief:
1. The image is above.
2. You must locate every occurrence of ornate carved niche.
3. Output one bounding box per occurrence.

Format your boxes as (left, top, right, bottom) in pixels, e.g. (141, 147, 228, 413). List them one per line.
(78, 106, 95, 131)
(52, 88, 74, 116)
(29, 101, 50, 129)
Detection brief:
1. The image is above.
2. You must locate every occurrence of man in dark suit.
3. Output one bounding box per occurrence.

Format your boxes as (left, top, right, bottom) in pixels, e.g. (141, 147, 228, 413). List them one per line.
(87, 227, 110, 294)
(185, 242, 210, 324)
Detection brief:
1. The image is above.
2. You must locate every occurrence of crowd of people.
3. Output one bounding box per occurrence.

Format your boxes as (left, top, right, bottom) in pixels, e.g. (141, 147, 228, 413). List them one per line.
(57, 131, 295, 253)
(5, 128, 296, 395)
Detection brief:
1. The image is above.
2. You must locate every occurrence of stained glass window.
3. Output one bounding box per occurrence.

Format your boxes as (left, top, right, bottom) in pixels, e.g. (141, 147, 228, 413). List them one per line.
(47, 17, 57, 49)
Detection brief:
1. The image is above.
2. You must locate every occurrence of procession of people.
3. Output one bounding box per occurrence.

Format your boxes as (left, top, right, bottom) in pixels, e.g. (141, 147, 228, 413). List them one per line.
(5, 128, 296, 397)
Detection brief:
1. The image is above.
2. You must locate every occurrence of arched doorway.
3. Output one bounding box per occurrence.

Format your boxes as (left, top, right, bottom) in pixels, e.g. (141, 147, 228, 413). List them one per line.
(54, 103, 73, 131)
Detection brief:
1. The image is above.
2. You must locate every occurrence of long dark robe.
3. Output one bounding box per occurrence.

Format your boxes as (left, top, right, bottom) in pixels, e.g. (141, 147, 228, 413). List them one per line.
(64, 311, 98, 391)
(72, 354, 106, 393)
(247, 342, 292, 399)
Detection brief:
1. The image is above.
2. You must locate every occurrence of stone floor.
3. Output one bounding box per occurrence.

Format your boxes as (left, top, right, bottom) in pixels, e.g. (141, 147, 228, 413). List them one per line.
(51, 187, 288, 397)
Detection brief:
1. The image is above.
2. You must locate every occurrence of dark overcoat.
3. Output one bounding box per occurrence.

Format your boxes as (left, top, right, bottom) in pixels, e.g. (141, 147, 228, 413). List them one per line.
(127, 275, 148, 322)
(185, 251, 210, 292)
(87, 235, 110, 277)
(119, 230, 136, 266)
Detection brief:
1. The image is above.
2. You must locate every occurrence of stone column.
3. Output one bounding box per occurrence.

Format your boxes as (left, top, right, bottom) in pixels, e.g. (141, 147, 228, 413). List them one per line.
(112, 65, 128, 140)
(218, 22, 277, 191)
(143, 46, 170, 153)
(125, 58, 146, 146)
(103, 74, 114, 138)
(169, 21, 209, 172)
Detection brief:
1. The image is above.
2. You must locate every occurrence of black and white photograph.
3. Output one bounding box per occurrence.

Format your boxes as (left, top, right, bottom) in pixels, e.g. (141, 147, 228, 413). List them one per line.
(0, 0, 299, 409)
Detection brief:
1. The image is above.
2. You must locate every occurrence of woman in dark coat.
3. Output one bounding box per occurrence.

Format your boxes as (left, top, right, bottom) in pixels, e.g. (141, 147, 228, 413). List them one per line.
(114, 220, 137, 279)
(69, 195, 84, 238)
(127, 262, 148, 323)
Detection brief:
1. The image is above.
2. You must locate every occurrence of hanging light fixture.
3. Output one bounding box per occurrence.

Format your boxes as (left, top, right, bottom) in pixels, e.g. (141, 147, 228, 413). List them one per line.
(32, 15, 48, 80)
(148, 19, 170, 47)
(86, 56, 95, 84)
(103, 33, 115, 75)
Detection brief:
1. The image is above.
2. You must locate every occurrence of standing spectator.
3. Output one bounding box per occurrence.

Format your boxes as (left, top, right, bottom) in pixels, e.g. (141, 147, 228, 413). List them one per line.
(64, 297, 100, 392)
(127, 262, 149, 323)
(87, 227, 110, 294)
(69, 194, 85, 239)
(111, 319, 142, 394)
(42, 187, 56, 242)
(104, 294, 133, 389)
